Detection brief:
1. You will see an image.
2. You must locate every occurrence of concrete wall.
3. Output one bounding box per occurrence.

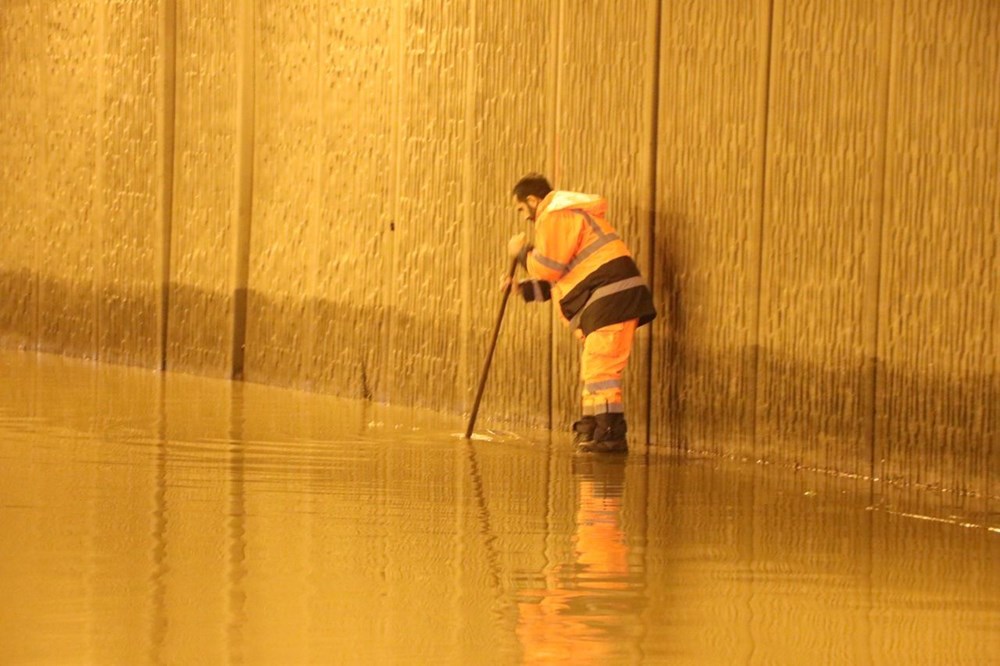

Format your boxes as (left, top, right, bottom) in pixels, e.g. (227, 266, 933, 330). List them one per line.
(1, 0, 996, 498)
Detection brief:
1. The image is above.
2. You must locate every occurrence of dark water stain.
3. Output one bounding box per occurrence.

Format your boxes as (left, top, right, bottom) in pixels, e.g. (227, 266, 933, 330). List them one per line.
(0, 350, 997, 664)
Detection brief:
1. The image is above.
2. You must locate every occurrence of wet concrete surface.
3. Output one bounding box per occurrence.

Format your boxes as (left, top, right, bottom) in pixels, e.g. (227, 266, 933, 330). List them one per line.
(0, 351, 997, 664)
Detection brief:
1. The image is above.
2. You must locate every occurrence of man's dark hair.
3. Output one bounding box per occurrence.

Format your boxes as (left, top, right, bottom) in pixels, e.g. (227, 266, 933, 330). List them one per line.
(512, 173, 553, 202)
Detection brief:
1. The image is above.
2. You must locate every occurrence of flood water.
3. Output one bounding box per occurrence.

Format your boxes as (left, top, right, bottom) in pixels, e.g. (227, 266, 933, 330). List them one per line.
(0, 351, 997, 665)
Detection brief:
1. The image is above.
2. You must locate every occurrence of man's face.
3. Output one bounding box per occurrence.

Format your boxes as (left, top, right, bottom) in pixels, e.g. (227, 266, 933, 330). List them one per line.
(514, 195, 539, 223)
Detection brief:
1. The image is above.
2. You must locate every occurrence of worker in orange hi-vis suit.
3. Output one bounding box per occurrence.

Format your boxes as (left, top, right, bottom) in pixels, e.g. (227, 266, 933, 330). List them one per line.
(507, 173, 656, 453)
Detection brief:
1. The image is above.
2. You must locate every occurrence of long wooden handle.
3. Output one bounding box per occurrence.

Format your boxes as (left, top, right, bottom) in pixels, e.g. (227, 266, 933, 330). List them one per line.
(464, 257, 519, 439)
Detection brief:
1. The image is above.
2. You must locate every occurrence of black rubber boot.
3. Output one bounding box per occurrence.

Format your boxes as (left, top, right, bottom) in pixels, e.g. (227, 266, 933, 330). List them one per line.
(576, 413, 627, 453)
(572, 416, 596, 446)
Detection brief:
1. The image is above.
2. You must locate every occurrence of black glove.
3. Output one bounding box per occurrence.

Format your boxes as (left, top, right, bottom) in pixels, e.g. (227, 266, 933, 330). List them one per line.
(518, 279, 552, 303)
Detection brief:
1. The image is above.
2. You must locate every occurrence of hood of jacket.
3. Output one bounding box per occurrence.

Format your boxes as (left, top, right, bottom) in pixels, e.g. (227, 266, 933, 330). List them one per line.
(539, 190, 607, 217)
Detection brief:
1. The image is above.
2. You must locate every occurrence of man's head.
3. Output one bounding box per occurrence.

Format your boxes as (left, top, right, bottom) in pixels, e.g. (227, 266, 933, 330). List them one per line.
(511, 173, 553, 222)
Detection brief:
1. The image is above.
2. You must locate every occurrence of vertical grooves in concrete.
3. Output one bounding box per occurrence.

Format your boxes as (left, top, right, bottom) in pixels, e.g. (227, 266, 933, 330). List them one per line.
(459, 0, 476, 411)
(549, 0, 564, 184)
(232, 0, 255, 380)
(307, 2, 324, 388)
(94, 2, 106, 362)
(384, 0, 404, 405)
(866, 0, 897, 480)
(544, 0, 564, 431)
(749, 0, 776, 451)
(160, 0, 177, 371)
(33, 1, 45, 352)
(644, 0, 663, 446)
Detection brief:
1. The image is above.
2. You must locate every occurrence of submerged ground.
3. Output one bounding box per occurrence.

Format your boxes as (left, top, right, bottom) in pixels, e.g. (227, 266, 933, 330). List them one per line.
(0, 350, 996, 664)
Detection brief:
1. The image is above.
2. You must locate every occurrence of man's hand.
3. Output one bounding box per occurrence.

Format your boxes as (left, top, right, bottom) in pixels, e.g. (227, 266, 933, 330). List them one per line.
(507, 232, 526, 259)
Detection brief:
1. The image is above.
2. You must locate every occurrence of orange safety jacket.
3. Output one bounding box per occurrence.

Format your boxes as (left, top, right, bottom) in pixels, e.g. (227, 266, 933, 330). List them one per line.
(517, 191, 656, 335)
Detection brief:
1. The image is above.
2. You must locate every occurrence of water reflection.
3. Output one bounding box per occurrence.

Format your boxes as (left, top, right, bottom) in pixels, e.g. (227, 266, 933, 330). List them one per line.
(515, 457, 641, 664)
(0, 350, 997, 665)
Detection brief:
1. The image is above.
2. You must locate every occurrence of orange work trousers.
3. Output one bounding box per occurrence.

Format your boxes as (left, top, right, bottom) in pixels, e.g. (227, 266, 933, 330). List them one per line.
(579, 319, 637, 416)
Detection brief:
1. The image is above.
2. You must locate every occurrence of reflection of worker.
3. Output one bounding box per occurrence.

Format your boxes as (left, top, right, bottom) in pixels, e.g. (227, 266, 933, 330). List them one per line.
(508, 174, 656, 453)
(516, 458, 633, 663)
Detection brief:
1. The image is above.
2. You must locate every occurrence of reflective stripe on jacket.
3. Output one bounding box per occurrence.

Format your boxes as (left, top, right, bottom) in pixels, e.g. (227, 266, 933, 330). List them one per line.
(524, 191, 656, 335)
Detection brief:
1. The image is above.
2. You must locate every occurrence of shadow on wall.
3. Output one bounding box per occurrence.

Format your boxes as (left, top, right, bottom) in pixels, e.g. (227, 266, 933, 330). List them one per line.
(650, 209, 757, 458)
(653, 221, 685, 450)
(0, 269, 35, 351)
(757, 346, 997, 492)
(242, 287, 475, 417)
(0, 268, 160, 367)
(241, 287, 390, 402)
(648, 216, 998, 499)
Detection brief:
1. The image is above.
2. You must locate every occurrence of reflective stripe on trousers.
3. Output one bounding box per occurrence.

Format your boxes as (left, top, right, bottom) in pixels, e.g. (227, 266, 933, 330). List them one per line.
(580, 319, 637, 415)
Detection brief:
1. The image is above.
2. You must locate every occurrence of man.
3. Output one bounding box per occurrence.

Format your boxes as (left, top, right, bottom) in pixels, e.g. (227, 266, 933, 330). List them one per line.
(507, 173, 656, 453)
